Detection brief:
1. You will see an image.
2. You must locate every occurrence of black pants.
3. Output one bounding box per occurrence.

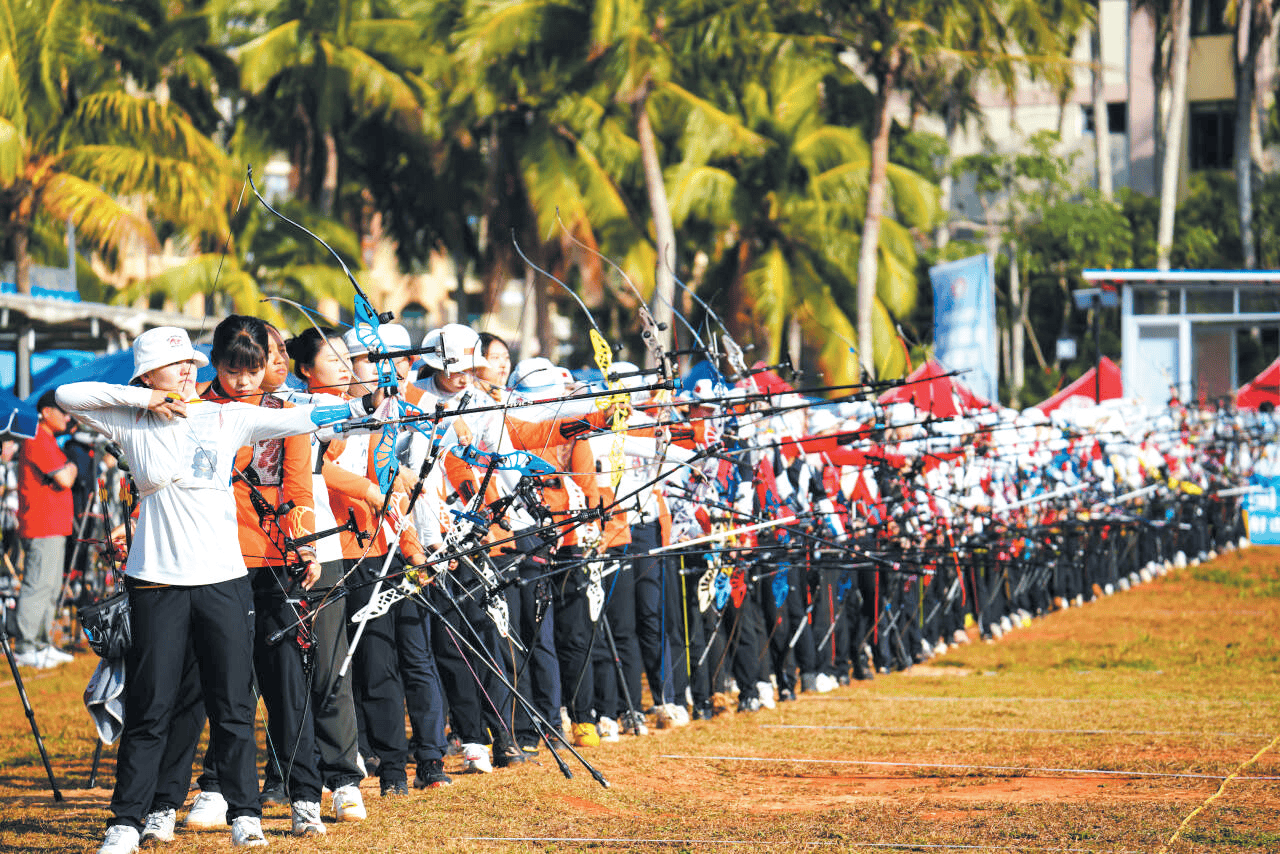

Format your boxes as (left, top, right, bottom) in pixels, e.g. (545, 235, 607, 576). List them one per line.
(673, 557, 710, 708)
(111, 576, 259, 831)
(552, 548, 597, 724)
(592, 552, 640, 720)
(344, 557, 410, 785)
(716, 572, 765, 699)
(760, 561, 812, 690)
(430, 562, 514, 749)
(631, 523, 677, 706)
(398, 597, 448, 767)
(500, 536, 562, 746)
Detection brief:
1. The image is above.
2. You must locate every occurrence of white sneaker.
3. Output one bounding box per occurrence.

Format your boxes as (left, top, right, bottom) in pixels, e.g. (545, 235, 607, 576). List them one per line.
(185, 790, 227, 829)
(658, 702, 690, 727)
(332, 785, 366, 822)
(229, 816, 266, 848)
(99, 824, 141, 854)
(290, 801, 325, 836)
(596, 716, 621, 742)
(140, 808, 176, 844)
(621, 710, 650, 735)
(460, 743, 493, 773)
(14, 648, 52, 669)
(934, 641, 948, 656)
(756, 681, 776, 709)
(999, 615, 1013, 634)
(952, 629, 969, 645)
(813, 673, 838, 693)
(42, 646, 74, 665)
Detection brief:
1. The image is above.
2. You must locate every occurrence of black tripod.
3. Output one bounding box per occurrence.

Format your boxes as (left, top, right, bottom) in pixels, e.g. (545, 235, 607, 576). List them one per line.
(0, 621, 63, 800)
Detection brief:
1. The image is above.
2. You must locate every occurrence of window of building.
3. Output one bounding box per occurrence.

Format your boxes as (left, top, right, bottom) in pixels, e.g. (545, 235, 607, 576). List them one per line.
(1189, 101, 1235, 170)
(1192, 0, 1230, 35)
(1082, 102, 1128, 134)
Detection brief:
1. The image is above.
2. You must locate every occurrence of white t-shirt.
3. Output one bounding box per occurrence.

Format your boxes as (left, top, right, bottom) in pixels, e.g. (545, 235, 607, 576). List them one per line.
(57, 382, 319, 586)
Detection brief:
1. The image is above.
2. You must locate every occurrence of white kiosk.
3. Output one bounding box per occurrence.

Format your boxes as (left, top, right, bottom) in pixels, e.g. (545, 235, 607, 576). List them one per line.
(1083, 269, 1280, 409)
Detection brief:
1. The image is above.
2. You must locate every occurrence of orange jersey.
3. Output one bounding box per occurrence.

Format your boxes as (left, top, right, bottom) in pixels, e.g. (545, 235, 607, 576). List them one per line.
(202, 387, 316, 569)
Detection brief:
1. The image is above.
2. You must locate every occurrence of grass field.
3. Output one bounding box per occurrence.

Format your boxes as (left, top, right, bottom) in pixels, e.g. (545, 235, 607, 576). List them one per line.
(2, 546, 1279, 853)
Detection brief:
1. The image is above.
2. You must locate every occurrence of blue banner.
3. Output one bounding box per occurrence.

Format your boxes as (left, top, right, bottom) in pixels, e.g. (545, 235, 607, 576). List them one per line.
(930, 254, 998, 404)
(1245, 474, 1280, 545)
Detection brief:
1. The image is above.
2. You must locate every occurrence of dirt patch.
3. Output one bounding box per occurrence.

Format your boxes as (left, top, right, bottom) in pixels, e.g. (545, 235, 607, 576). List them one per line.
(901, 664, 973, 677)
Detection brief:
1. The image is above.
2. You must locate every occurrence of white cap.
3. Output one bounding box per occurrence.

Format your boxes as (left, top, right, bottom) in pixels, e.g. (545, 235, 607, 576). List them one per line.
(510, 357, 564, 401)
(611, 360, 650, 406)
(344, 323, 412, 357)
(690, 378, 723, 412)
(420, 324, 490, 374)
(130, 327, 208, 381)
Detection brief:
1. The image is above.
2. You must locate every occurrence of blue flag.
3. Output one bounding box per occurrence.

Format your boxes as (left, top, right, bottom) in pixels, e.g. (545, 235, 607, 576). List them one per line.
(930, 254, 998, 404)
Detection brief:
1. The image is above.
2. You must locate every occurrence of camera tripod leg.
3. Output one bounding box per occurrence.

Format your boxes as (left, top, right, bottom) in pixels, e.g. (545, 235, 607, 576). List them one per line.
(88, 738, 104, 789)
(0, 628, 63, 801)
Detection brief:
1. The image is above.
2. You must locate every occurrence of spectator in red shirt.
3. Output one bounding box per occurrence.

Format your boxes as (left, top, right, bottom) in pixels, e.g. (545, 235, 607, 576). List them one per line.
(14, 389, 77, 668)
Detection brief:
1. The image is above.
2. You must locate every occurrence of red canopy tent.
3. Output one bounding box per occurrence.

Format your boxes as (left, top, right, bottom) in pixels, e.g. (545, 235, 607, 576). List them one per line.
(1235, 357, 1280, 410)
(1034, 356, 1123, 413)
(878, 358, 992, 418)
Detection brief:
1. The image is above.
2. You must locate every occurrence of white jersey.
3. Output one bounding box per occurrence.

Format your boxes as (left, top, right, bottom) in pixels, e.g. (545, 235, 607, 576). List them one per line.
(57, 382, 319, 586)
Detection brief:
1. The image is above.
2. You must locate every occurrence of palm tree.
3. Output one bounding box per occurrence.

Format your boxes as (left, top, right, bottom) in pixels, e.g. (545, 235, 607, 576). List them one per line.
(805, 0, 1011, 379)
(0, 0, 233, 295)
(115, 200, 363, 329)
(233, 0, 425, 217)
(666, 42, 937, 386)
(1228, 0, 1276, 269)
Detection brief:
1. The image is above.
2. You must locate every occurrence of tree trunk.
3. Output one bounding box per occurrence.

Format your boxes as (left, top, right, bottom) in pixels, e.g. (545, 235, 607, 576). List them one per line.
(535, 277, 556, 361)
(1234, 0, 1267, 269)
(1157, 0, 1192, 271)
(635, 94, 676, 366)
(1092, 23, 1114, 200)
(856, 60, 899, 380)
(14, 221, 30, 295)
(1009, 241, 1024, 408)
(319, 131, 339, 217)
(935, 106, 960, 250)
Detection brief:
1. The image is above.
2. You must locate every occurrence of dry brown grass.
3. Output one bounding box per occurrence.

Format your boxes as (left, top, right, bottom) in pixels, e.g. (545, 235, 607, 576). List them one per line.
(4, 547, 1280, 853)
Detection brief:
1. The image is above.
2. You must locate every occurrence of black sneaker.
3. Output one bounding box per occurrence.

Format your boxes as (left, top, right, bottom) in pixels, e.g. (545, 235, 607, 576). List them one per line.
(414, 759, 452, 789)
(778, 687, 797, 702)
(518, 741, 541, 757)
(493, 744, 527, 768)
(259, 780, 287, 807)
(691, 702, 716, 721)
(380, 778, 409, 797)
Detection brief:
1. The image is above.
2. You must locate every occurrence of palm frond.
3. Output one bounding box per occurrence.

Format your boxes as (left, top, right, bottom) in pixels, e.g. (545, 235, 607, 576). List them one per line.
(657, 80, 771, 165)
(235, 21, 303, 94)
(0, 117, 21, 185)
(667, 164, 739, 228)
(327, 43, 422, 129)
(0, 50, 25, 140)
(38, 171, 159, 252)
(743, 244, 792, 361)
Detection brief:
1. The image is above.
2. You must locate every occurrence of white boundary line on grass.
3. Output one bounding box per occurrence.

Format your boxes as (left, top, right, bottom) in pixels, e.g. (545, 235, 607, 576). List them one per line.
(658, 754, 1280, 781)
(803, 696, 1259, 705)
(763, 724, 1271, 738)
(459, 837, 1135, 852)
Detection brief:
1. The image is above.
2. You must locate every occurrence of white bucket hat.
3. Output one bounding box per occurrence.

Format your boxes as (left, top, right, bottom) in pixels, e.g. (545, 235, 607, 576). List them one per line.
(421, 324, 490, 374)
(130, 327, 208, 381)
(344, 322, 412, 357)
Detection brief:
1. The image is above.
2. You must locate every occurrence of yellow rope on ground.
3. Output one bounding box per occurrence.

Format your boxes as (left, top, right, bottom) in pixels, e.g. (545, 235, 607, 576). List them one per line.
(1157, 732, 1280, 853)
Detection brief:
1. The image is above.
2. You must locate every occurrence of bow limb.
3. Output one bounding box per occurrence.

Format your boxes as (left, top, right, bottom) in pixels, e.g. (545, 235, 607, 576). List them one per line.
(554, 213, 672, 382)
(511, 232, 631, 486)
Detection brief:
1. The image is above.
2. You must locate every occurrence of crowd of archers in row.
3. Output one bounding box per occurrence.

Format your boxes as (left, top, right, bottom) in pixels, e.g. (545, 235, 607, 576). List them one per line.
(61, 316, 1259, 854)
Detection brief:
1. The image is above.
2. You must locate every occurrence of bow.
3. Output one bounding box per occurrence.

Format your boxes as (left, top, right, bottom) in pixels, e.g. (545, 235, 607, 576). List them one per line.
(511, 234, 632, 487)
(246, 167, 404, 493)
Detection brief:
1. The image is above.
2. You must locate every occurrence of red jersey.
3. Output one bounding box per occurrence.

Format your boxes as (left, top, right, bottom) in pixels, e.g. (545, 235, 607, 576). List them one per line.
(16, 424, 74, 538)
